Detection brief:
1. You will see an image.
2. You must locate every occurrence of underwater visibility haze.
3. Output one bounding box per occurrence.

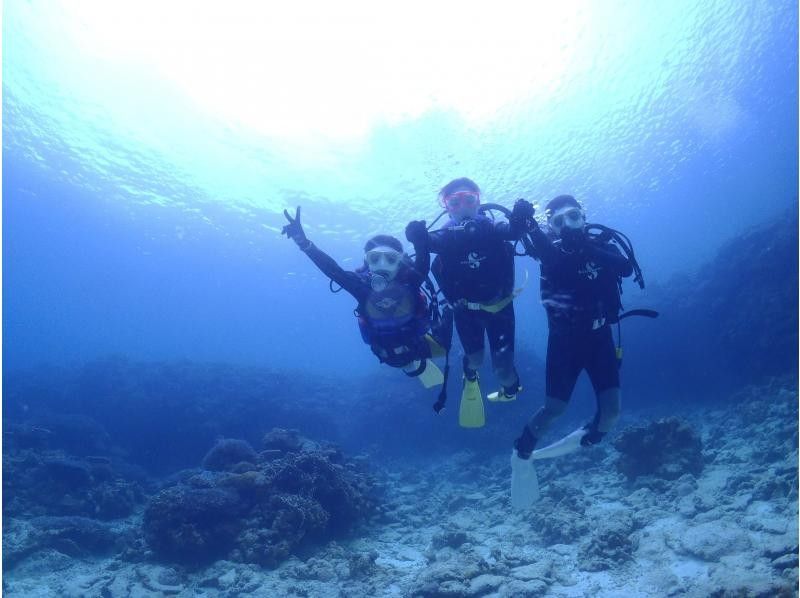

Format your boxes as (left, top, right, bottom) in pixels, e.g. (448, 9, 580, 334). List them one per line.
(3, 2, 799, 596)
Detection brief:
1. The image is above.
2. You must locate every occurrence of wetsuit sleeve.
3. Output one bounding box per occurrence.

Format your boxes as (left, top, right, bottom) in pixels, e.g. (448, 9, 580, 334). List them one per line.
(584, 241, 633, 278)
(426, 229, 446, 253)
(492, 220, 528, 241)
(300, 242, 369, 300)
(409, 238, 431, 285)
(526, 223, 560, 264)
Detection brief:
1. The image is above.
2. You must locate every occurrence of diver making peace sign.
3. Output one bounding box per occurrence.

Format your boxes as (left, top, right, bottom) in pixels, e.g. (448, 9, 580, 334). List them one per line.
(282, 207, 454, 412)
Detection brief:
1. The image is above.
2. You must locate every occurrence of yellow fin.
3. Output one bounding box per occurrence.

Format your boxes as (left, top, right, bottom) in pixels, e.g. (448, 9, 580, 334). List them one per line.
(459, 378, 485, 428)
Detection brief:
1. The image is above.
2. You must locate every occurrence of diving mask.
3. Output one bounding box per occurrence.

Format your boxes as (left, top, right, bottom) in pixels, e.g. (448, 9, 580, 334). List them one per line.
(549, 206, 585, 234)
(442, 190, 480, 222)
(365, 246, 402, 284)
(442, 190, 480, 210)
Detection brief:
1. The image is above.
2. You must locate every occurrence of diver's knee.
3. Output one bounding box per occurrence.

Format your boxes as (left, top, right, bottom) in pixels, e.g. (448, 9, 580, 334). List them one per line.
(464, 351, 483, 368)
(543, 395, 568, 417)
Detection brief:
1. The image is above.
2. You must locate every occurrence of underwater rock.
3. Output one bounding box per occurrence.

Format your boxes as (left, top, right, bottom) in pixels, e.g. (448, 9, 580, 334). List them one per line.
(41, 457, 93, 487)
(409, 545, 493, 597)
(430, 528, 470, 550)
(143, 438, 377, 568)
(613, 417, 703, 480)
(533, 485, 592, 545)
(679, 521, 751, 561)
(347, 550, 379, 579)
(4, 515, 119, 570)
(3, 448, 144, 520)
(35, 413, 111, 456)
(510, 560, 552, 582)
(201, 438, 258, 472)
(629, 213, 798, 397)
(262, 428, 308, 453)
(468, 573, 506, 595)
(2, 423, 53, 450)
(579, 513, 637, 571)
(498, 579, 549, 597)
(136, 564, 185, 595)
(262, 450, 372, 534)
(143, 486, 243, 566)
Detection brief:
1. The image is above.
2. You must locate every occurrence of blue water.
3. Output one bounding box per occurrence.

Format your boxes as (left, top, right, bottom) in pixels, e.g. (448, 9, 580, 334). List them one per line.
(4, 2, 797, 375)
(2, 3, 798, 592)
(3, 0, 797, 439)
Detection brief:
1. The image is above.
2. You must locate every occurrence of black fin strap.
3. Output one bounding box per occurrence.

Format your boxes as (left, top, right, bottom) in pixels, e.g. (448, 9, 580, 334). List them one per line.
(404, 359, 427, 378)
(433, 350, 450, 414)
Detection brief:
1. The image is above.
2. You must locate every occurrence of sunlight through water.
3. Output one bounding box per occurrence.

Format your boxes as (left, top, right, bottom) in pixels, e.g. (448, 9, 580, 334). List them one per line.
(4, 1, 795, 236)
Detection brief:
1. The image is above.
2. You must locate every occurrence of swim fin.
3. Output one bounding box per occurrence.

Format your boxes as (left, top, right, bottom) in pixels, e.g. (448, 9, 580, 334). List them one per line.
(416, 359, 444, 388)
(531, 427, 586, 460)
(510, 450, 539, 509)
(424, 334, 447, 358)
(459, 376, 485, 428)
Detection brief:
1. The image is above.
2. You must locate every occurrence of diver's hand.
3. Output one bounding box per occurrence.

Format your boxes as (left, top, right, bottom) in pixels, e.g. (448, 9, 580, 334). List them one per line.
(510, 198, 535, 233)
(512, 198, 535, 221)
(282, 207, 309, 247)
(433, 398, 446, 414)
(405, 220, 428, 246)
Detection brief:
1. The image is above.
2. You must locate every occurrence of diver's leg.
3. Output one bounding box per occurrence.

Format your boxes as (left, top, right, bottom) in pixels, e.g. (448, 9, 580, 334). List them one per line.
(583, 325, 622, 445)
(514, 329, 580, 457)
(487, 303, 519, 391)
(454, 307, 487, 427)
(454, 307, 485, 379)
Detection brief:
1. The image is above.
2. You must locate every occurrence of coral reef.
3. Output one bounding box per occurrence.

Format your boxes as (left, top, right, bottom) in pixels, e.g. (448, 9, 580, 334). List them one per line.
(262, 428, 308, 453)
(143, 486, 243, 566)
(142, 429, 377, 568)
(624, 212, 798, 402)
(201, 438, 258, 472)
(3, 436, 144, 521)
(613, 417, 704, 480)
(4, 516, 120, 569)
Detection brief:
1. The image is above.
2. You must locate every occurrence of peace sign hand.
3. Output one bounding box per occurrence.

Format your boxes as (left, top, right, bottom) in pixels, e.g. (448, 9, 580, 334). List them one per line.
(282, 206, 308, 245)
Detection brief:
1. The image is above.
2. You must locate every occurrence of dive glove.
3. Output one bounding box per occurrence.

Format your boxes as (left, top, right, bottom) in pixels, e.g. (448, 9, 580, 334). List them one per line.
(510, 199, 535, 233)
(405, 220, 428, 246)
(512, 198, 535, 220)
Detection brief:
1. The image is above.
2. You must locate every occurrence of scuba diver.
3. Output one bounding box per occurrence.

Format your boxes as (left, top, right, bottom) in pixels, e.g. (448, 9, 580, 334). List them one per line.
(405, 177, 535, 428)
(282, 207, 454, 404)
(510, 194, 655, 509)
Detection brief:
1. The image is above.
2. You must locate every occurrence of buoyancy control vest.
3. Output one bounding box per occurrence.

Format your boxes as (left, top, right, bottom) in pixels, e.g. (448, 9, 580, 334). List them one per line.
(355, 272, 430, 365)
(430, 216, 516, 304)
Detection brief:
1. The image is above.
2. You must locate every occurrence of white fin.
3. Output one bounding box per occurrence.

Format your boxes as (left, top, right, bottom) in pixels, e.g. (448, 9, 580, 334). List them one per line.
(531, 427, 586, 460)
(510, 450, 540, 509)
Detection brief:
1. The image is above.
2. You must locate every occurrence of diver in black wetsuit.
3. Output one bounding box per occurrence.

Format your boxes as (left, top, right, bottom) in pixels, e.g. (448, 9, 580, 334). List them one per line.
(405, 177, 534, 428)
(515, 194, 633, 458)
(282, 207, 451, 391)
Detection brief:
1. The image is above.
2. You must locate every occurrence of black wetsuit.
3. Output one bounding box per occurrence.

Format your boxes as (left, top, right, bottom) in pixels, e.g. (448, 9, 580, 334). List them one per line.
(529, 226, 633, 400)
(427, 215, 527, 382)
(300, 241, 432, 368)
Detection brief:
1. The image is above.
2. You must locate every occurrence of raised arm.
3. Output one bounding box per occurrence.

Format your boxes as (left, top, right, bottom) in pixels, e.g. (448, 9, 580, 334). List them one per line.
(282, 207, 367, 299)
(405, 220, 431, 285)
(492, 199, 537, 241)
(525, 221, 560, 264)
